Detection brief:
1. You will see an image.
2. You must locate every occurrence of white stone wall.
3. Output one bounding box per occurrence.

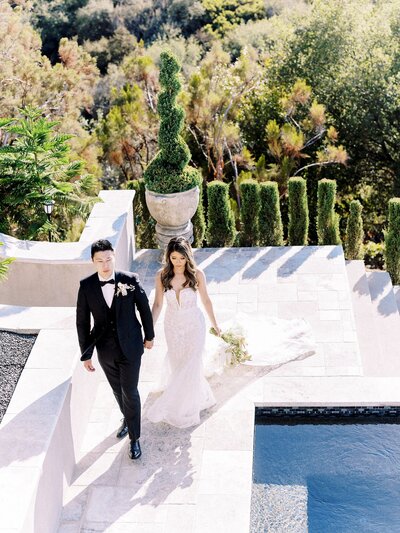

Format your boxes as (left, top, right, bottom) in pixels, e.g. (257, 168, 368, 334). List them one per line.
(0, 190, 136, 307)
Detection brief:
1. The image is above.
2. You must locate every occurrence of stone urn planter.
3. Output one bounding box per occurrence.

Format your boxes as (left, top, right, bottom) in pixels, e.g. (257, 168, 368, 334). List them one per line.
(145, 186, 199, 248)
(144, 51, 201, 249)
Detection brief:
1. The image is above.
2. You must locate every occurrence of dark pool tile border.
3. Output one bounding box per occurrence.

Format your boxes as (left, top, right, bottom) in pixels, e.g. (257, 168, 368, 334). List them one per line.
(255, 405, 400, 421)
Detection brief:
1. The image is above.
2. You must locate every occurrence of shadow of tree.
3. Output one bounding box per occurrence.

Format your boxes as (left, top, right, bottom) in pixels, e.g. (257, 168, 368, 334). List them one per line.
(277, 246, 319, 278)
(242, 247, 289, 280)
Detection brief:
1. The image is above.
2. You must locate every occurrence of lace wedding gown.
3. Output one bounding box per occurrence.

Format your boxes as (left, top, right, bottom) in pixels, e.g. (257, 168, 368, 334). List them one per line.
(146, 288, 216, 428)
(146, 290, 317, 429)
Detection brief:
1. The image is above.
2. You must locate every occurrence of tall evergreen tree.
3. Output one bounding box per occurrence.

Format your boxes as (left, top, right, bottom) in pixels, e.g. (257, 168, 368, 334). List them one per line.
(317, 179, 341, 245)
(206, 181, 236, 247)
(345, 200, 364, 260)
(384, 198, 400, 285)
(259, 181, 284, 246)
(288, 177, 309, 245)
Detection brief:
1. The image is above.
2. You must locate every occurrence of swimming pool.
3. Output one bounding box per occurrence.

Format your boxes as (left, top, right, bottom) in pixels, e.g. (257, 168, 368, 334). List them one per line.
(251, 406, 400, 533)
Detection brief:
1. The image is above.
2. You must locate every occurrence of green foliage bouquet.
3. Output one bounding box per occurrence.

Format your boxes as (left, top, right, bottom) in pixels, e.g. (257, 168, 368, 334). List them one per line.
(210, 326, 251, 366)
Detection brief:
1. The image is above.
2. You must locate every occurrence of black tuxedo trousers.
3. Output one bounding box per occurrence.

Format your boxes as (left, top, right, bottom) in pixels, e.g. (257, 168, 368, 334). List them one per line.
(97, 332, 142, 441)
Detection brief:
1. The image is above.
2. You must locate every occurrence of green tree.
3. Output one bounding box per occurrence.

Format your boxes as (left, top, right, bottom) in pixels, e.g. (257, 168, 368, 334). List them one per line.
(0, 107, 97, 241)
(207, 181, 236, 246)
(98, 82, 158, 188)
(31, 0, 88, 61)
(259, 181, 284, 246)
(202, 0, 266, 37)
(384, 198, 400, 285)
(317, 179, 341, 245)
(192, 181, 207, 247)
(0, 243, 14, 282)
(0, 5, 101, 177)
(144, 51, 199, 194)
(83, 26, 137, 74)
(345, 200, 364, 260)
(264, 80, 347, 197)
(75, 0, 116, 42)
(126, 179, 157, 249)
(288, 176, 308, 245)
(275, 0, 400, 238)
(239, 179, 260, 246)
(185, 43, 261, 186)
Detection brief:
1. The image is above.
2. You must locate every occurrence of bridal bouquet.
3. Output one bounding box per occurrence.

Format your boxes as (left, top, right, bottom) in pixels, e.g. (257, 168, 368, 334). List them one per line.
(209, 325, 251, 366)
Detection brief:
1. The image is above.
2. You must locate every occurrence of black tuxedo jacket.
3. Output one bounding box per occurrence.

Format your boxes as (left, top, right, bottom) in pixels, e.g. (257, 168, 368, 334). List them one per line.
(76, 270, 154, 361)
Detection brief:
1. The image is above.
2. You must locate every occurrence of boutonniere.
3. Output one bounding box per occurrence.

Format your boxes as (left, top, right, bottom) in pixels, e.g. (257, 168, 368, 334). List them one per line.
(116, 282, 135, 297)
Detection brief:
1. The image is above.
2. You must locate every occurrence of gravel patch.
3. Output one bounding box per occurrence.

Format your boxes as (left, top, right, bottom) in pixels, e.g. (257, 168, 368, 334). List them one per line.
(0, 330, 37, 423)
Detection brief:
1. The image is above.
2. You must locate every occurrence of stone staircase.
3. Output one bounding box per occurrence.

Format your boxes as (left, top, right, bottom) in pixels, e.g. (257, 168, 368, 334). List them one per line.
(345, 260, 400, 377)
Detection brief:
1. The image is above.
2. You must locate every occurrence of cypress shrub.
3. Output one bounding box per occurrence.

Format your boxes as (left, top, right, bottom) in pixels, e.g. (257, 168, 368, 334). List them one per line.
(127, 179, 157, 248)
(259, 181, 284, 246)
(192, 180, 206, 247)
(345, 200, 364, 260)
(288, 177, 309, 245)
(240, 179, 260, 246)
(384, 198, 400, 285)
(317, 179, 341, 245)
(207, 181, 236, 247)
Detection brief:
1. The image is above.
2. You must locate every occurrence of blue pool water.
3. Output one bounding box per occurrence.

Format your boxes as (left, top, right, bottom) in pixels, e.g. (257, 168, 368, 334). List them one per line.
(252, 411, 400, 533)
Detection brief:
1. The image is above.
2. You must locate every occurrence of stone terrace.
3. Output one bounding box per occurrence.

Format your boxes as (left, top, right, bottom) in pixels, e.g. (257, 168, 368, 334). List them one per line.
(53, 245, 400, 533)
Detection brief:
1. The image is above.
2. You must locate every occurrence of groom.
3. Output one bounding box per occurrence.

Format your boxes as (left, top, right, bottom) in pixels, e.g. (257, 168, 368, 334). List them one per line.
(76, 239, 154, 460)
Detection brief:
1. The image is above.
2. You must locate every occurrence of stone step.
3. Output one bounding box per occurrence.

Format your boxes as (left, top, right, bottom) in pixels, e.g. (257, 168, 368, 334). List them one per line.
(365, 270, 400, 376)
(345, 261, 383, 376)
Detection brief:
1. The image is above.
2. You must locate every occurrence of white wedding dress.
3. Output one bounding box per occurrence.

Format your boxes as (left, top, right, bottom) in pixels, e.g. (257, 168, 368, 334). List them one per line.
(146, 288, 216, 428)
(146, 289, 317, 429)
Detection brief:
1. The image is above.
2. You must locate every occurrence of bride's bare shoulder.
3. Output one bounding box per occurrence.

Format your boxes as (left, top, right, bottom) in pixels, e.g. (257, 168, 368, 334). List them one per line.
(155, 269, 164, 282)
(195, 268, 206, 282)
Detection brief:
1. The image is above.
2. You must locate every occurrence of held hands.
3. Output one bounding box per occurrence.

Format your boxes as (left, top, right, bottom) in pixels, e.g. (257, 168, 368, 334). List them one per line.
(144, 339, 154, 349)
(83, 359, 95, 372)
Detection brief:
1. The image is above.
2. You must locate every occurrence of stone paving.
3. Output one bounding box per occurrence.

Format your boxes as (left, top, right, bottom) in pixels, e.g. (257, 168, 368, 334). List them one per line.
(57, 245, 384, 532)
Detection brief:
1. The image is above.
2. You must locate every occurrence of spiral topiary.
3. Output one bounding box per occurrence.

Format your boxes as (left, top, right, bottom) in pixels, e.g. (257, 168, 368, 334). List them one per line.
(345, 200, 364, 260)
(144, 51, 200, 194)
(384, 198, 400, 285)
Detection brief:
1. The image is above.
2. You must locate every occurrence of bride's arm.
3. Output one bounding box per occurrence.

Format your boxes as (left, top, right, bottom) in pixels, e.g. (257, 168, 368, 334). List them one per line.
(197, 269, 221, 336)
(151, 271, 164, 325)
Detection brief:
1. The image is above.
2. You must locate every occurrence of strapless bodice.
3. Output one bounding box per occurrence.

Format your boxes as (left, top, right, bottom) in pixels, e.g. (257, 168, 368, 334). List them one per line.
(165, 287, 198, 311)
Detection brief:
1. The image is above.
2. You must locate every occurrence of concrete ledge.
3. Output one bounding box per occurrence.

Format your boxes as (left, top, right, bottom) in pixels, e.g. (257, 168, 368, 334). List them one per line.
(0, 190, 135, 306)
(394, 285, 400, 313)
(0, 313, 102, 533)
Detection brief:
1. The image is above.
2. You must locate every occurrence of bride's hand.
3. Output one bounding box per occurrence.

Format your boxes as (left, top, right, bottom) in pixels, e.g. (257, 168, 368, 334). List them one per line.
(213, 325, 221, 337)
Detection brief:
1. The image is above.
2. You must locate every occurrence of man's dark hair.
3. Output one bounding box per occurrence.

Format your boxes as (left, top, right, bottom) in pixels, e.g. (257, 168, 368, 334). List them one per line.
(91, 239, 114, 259)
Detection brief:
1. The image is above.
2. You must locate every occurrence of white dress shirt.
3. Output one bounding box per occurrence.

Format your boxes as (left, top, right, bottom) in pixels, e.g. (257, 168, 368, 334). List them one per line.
(98, 272, 115, 308)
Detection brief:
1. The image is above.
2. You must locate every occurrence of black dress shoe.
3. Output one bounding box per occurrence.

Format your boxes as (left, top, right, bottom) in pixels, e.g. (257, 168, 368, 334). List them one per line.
(129, 439, 142, 460)
(116, 419, 128, 439)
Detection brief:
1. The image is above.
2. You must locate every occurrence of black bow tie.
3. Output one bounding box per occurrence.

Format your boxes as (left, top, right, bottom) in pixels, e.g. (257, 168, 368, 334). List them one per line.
(100, 279, 115, 287)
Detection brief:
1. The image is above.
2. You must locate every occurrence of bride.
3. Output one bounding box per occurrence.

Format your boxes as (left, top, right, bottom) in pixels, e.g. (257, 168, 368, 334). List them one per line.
(146, 236, 221, 428)
(146, 237, 317, 429)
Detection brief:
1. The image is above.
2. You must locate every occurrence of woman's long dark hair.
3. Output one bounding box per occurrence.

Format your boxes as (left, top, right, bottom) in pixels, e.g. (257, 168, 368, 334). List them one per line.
(161, 236, 198, 291)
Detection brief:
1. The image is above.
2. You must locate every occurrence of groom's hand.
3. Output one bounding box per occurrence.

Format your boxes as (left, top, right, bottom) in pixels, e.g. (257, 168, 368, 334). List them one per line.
(83, 359, 96, 372)
(144, 339, 154, 349)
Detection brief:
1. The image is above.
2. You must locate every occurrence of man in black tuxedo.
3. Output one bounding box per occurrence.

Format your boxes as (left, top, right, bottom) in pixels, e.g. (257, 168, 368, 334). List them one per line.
(76, 239, 154, 460)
